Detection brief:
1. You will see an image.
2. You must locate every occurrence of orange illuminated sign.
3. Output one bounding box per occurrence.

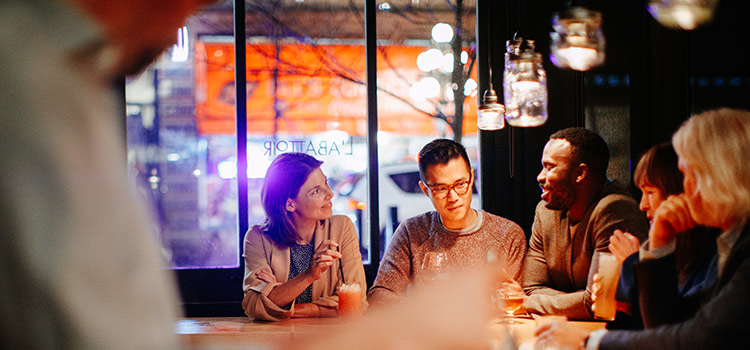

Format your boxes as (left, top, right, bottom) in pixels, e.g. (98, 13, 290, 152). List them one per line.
(195, 41, 478, 137)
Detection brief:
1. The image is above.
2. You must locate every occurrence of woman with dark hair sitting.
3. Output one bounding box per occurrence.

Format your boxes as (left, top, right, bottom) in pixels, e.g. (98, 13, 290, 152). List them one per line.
(606, 143, 718, 329)
(242, 152, 366, 321)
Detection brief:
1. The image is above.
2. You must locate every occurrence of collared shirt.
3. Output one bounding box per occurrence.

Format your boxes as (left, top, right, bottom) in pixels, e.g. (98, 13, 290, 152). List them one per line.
(716, 219, 745, 276)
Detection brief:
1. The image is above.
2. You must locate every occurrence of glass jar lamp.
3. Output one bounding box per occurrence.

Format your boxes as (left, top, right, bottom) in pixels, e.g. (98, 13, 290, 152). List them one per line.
(477, 87, 506, 130)
(550, 6, 605, 71)
(504, 40, 548, 127)
(647, 0, 718, 30)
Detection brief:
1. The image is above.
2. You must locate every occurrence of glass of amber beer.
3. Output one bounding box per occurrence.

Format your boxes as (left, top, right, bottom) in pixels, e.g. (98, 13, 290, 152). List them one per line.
(591, 252, 620, 321)
(338, 283, 362, 318)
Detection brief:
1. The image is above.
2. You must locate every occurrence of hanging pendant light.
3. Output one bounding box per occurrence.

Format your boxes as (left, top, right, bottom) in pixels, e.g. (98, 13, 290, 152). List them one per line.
(550, 6, 605, 71)
(502, 38, 522, 113)
(477, 84, 506, 130)
(647, 0, 718, 30)
(504, 39, 548, 127)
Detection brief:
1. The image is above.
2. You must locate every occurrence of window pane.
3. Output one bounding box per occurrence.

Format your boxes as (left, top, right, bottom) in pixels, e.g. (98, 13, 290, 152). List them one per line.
(218, 2, 372, 262)
(376, 2, 478, 251)
(126, 3, 238, 269)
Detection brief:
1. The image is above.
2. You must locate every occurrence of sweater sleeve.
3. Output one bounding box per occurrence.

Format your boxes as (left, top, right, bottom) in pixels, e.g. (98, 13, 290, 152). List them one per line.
(503, 222, 527, 282)
(593, 195, 650, 246)
(522, 206, 550, 294)
(522, 205, 594, 320)
(367, 221, 413, 306)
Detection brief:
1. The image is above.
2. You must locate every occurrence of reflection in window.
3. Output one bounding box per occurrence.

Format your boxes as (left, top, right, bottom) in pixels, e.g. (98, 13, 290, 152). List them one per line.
(125, 1, 477, 270)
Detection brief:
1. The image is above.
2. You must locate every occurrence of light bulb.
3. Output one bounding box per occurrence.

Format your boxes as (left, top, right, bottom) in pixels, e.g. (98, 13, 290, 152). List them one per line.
(431, 23, 454, 43)
(554, 47, 598, 71)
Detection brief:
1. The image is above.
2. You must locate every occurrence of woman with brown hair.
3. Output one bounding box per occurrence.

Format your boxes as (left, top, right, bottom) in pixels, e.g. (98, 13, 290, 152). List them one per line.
(242, 152, 366, 321)
(606, 143, 718, 329)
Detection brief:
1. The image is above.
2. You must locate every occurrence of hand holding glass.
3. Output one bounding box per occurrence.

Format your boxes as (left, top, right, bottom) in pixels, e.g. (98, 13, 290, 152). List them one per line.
(589, 252, 620, 320)
(500, 282, 526, 316)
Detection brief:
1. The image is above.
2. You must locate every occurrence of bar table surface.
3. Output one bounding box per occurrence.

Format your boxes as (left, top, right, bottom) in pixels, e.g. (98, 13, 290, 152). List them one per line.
(176, 316, 606, 349)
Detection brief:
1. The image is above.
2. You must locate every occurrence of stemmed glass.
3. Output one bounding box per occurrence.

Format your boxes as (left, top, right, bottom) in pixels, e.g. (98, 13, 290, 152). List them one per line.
(493, 282, 527, 324)
(421, 252, 448, 282)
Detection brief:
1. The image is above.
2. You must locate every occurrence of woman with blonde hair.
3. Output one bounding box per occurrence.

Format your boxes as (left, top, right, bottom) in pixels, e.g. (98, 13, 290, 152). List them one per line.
(537, 108, 750, 349)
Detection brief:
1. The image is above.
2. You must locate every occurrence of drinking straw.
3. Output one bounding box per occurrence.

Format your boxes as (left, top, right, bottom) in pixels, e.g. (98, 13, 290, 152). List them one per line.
(337, 245, 346, 284)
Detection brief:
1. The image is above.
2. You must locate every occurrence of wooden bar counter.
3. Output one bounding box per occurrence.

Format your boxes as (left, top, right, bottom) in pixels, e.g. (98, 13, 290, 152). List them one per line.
(177, 316, 605, 350)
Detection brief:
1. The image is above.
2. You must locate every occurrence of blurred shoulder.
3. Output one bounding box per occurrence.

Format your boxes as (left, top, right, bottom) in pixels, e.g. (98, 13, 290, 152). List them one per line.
(482, 211, 522, 230)
(482, 211, 525, 239)
(393, 211, 439, 243)
(402, 211, 439, 229)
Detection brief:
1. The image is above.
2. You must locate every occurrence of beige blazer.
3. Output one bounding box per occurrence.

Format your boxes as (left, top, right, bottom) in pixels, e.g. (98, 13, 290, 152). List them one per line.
(242, 215, 367, 321)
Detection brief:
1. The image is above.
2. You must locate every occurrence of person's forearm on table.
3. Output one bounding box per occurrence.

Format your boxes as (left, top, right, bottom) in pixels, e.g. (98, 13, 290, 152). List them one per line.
(268, 272, 316, 307)
(291, 303, 338, 318)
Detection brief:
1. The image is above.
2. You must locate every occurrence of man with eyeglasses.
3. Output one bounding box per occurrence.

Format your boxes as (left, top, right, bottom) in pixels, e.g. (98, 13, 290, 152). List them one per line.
(367, 139, 527, 306)
(522, 128, 648, 320)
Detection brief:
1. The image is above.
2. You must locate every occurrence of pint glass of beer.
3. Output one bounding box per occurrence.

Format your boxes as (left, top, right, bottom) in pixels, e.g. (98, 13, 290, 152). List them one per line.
(591, 252, 620, 321)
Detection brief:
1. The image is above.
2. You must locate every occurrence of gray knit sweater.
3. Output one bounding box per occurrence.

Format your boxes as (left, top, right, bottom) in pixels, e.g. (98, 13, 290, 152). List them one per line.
(368, 210, 526, 306)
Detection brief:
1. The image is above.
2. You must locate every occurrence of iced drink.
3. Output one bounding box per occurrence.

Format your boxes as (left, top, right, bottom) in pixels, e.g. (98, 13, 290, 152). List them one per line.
(593, 252, 620, 321)
(338, 283, 362, 318)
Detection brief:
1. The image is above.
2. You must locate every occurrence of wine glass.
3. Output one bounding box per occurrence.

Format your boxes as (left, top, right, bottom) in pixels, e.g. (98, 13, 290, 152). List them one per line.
(421, 252, 448, 282)
(493, 281, 527, 323)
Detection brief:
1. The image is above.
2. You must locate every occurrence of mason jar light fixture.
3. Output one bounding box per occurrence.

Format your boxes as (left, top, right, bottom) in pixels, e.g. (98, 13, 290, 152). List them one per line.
(550, 6, 605, 71)
(504, 39, 548, 127)
(647, 0, 718, 30)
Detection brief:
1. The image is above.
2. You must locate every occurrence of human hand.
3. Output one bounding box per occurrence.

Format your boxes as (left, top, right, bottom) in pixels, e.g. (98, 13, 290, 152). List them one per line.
(498, 279, 527, 316)
(500, 279, 526, 295)
(254, 266, 277, 284)
(590, 273, 601, 313)
(535, 320, 590, 350)
(307, 240, 342, 280)
(649, 195, 696, 249)
(609, 230, 641, 264)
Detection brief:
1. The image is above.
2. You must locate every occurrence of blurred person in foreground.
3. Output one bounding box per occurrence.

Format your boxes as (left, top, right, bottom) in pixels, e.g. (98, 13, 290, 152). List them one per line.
(243, 153, 366, 321)
(368, 139, 527, 306)
(0, 0, 214, 348)
(605, 143, 718, 330)
(288, 267, 514, 350)
(537, 108, 750, 349)
(523, 128, 649, 319)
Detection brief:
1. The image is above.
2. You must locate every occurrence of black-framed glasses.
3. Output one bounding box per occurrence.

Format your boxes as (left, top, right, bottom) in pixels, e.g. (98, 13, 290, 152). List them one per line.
(426, 176, 472, 199)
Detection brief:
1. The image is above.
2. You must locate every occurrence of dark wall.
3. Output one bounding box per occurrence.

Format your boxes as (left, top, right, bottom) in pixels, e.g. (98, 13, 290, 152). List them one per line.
(478, 0, 750, 237)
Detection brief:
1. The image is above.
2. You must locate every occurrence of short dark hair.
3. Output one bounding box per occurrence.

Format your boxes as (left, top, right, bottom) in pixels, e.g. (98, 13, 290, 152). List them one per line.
(418, 139, 471, 182)
(634, 142, 683, 196)
(260, 152, 323, 247)
(550, 127, 610, 184)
